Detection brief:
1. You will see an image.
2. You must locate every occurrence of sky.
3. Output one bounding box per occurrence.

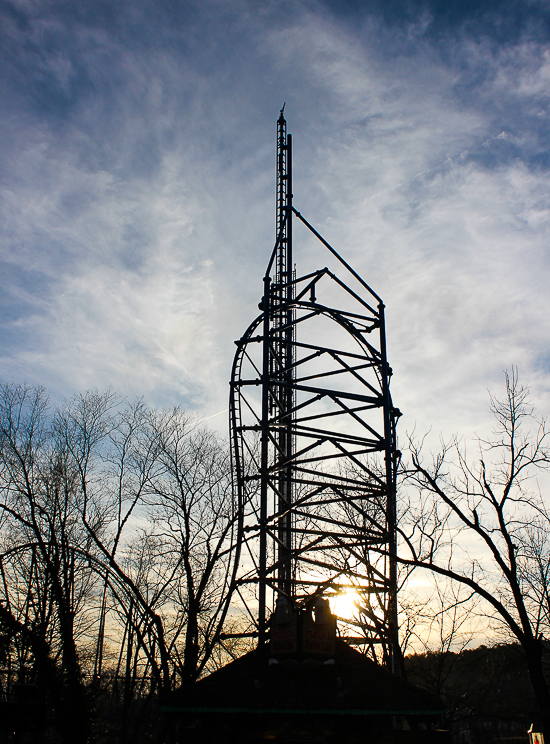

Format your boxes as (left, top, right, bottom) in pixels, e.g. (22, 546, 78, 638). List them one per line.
(1, 0, 550, 447)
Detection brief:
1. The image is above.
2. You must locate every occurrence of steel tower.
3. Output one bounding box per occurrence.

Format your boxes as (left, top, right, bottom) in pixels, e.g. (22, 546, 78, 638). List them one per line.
(229, 109, 401, 671)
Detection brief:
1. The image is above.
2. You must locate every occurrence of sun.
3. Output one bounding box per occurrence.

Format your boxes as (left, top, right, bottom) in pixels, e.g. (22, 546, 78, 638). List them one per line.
(330, 589, 361, 620)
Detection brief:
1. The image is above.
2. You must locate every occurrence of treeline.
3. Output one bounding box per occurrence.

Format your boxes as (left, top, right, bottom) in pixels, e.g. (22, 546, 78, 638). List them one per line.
(3, 371, 550, 743)
(0, 383, 240, 743)
(406, 643, 539, 743)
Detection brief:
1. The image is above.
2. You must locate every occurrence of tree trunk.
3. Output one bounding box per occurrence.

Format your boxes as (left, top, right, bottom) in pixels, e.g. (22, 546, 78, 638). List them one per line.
(182, 601, 199, 684)
(523, 638, 550, 737)
(57, 603, 90, 744)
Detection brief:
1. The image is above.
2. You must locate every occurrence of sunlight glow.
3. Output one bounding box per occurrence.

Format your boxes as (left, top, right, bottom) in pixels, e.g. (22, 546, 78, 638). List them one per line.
(330, 589, 361, 621)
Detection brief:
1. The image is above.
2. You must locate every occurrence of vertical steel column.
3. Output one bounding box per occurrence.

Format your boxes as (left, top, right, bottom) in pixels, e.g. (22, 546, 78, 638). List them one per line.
(258, 275, 271, 646)
(379, 303, 399, 674)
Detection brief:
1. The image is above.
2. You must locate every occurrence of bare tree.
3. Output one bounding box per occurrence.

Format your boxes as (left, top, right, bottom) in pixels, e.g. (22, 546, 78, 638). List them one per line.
(394, 369, 550, 726)
(54, 392, 239, 683)
(0, 383, 239, 742)
(144, 407, 238, 683)
(0, 383, 100, 743)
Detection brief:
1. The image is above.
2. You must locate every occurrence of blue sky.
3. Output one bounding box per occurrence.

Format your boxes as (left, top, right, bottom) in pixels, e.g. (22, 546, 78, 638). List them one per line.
(1, 0, 550, 442)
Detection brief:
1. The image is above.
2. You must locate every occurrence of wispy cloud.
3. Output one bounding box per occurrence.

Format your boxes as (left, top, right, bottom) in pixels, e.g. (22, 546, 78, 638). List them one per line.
(0, 0, 549, 443)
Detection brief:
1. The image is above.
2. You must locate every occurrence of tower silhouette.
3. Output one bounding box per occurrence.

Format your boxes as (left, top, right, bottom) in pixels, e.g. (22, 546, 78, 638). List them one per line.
(229, 109, 401, 671)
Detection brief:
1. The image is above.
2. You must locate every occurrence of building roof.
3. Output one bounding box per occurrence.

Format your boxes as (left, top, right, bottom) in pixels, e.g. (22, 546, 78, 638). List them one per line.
(164, 640, 444, 717)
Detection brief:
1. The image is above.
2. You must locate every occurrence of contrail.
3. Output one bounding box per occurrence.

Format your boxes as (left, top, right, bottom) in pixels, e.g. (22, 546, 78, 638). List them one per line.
(197, 408, 229, 424)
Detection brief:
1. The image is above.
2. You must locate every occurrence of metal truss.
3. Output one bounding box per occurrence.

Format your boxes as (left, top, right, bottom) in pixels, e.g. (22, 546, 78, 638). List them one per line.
(229, 109, 401, 671)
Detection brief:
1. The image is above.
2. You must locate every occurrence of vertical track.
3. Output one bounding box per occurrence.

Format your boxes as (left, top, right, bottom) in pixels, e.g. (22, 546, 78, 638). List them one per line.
(274, 109, 294, 598)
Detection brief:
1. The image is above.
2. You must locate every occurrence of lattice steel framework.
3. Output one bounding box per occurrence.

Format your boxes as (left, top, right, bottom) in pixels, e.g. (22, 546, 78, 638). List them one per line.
(229, 109, 401, 671)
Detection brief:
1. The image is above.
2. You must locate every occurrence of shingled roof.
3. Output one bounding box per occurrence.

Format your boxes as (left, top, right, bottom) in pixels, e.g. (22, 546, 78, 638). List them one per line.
(164, 640, 443, 717)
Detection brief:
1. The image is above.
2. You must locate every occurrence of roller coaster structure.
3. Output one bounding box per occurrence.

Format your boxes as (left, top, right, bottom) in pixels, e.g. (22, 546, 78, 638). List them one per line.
(228, 109, 401, 672)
